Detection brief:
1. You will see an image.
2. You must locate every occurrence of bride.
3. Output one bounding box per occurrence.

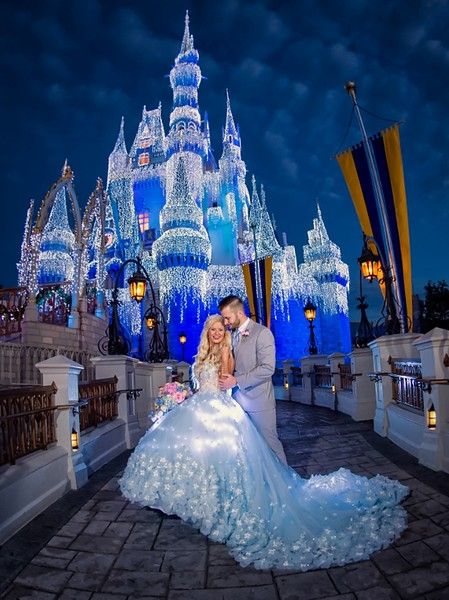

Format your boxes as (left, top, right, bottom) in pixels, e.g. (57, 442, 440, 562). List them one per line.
(120, 314, 408, 571)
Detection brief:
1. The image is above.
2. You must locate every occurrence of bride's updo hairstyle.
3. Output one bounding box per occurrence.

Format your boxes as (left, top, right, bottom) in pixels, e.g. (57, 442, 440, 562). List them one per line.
(194, 314, 232, 373)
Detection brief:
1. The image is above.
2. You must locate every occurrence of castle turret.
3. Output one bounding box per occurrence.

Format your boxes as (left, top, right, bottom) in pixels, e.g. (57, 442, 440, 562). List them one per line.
(299, 204, 351, 353)
(129, 105, 166, 249)
(106, 118, 140, 255)
(38, 187, 75, 283)
(166, 11, 204, 201)
(153, 155, 211, 359)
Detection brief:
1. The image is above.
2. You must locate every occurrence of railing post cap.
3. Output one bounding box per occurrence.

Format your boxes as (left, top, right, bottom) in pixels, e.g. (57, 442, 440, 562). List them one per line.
(36, 354, 84, 372)
(413, 327, 449, 348)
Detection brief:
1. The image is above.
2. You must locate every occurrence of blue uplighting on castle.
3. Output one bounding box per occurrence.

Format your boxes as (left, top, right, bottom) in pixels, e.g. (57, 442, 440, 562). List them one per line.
(25, 12, 351, 363)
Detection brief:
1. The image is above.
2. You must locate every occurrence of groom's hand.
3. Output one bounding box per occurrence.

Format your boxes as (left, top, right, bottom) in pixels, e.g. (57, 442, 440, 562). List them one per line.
(219, 374, 237, 390)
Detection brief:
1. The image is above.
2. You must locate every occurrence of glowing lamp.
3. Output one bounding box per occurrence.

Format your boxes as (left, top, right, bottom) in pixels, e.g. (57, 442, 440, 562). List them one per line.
(146, 313, 157, 330)
(358, 242, 381, 283)
(179, 333, 187, 345)
(71, 427, 79, 450)
(427, 403, 436, 430)
(304, 300, 317, 322)
(128, 270, 147, 303)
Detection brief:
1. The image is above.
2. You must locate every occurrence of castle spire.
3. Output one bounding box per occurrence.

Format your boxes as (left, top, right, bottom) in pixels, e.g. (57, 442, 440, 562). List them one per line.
(108, 117, 129, 184)
(180, 10, 193, 54)
(113, 116, 127, 154)
(223, 89, 238, 142)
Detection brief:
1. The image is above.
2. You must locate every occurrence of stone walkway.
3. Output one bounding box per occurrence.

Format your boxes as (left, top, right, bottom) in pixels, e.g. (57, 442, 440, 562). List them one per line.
(2, 402, 449, 600)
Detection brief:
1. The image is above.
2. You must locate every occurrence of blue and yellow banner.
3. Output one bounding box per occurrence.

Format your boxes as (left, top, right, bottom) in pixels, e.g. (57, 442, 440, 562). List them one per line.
(242, 256, 273, 328)
(336, 124, 412, 330)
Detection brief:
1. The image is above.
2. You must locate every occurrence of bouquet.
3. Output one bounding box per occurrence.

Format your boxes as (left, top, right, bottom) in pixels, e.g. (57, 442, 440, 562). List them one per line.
(150, 381, 192, 423)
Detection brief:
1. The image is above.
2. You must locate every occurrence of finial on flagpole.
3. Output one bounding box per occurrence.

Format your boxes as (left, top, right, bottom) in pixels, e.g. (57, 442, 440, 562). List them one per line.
(345, 81, 357, 102)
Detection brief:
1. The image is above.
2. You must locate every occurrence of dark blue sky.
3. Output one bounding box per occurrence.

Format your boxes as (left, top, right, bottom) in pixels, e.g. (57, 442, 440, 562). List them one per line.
(1, 0, 448, 320)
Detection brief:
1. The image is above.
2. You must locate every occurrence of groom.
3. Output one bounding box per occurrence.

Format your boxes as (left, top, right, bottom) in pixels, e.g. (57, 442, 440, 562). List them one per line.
(218, 295, 287, 465)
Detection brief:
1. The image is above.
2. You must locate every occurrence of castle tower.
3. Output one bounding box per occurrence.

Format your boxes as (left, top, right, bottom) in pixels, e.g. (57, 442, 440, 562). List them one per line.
(153, 155, 211, 359)
(129, 105, 166, 249)
(17, 199, 34, 287)
(299, 204, 351, 353)
(166, 11, 204, 201)
(106, 118, 140, 262)
(218, 91, 250, 260)
(38, 187, 75, 284)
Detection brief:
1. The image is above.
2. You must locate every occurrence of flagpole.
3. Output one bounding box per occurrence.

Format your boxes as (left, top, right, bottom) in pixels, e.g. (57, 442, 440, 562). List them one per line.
(345, 81, 404, 333)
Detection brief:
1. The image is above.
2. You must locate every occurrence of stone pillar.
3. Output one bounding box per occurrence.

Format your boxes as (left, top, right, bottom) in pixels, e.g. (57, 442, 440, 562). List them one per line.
(299, 355, 327, 405)
(36, 355, 88, 489)
(134, 361, 153, 430)
(349, 347, 376, 421)
(90, 355, 141, 448)
(368, 333, 421, 436)
(282, 359, 294, 401)
(414, 328, 449, 472)
(329, 352, 346, 390)
(176, 361, 191, 384)
(146, 363, 173, 398)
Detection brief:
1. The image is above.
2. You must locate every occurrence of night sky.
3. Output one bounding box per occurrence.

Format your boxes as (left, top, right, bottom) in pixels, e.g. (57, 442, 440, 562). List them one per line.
(1, 0, 448, 321)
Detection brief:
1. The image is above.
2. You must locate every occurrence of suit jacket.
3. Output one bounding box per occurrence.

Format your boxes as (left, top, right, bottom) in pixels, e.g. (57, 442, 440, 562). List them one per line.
(233, 319, 276, 413)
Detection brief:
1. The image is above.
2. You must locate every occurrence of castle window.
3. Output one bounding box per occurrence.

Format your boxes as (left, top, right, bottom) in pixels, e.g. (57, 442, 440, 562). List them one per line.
(177, 122, 185, 131)
(138, 153, 150, 166)
(139, 138, 150, 148)
(138, 212, 150, 233)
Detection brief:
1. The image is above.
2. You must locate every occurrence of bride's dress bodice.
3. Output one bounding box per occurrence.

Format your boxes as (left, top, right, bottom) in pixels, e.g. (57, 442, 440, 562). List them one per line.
(195, 362, 220, 392)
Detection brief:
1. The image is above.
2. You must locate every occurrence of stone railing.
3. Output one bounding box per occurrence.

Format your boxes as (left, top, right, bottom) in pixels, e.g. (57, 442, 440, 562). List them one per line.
(78, 376, 119, 431)
(0, 342, 95, 385)
(0, 383, 57, 466)
(389, 358, 424, 412)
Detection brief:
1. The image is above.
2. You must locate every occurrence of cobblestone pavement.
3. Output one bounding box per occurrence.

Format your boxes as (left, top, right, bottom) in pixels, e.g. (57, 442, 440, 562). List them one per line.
(2, 402, 449, 600)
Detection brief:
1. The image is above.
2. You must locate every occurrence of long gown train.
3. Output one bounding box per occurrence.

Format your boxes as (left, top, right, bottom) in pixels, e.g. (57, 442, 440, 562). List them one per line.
(120, 363, 408, 571)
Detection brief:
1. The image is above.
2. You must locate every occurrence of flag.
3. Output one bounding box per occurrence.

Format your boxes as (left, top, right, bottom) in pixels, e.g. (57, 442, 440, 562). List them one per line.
(336, 124, 412, 330)
(241, 256, 273, 328)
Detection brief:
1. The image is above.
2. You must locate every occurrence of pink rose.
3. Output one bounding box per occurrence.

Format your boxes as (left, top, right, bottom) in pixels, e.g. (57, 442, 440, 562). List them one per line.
(175, 392, 185, 404)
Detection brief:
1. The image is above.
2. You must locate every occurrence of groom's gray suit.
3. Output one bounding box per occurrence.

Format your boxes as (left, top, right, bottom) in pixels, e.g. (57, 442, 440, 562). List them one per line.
(233, 319, 287, 464)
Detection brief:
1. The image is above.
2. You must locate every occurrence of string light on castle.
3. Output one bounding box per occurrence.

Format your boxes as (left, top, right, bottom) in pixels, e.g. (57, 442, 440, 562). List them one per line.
(17, 12, 351, 361)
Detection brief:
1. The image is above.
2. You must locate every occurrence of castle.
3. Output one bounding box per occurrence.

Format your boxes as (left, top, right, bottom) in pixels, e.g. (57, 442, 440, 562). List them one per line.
(17, 13, 351, 362)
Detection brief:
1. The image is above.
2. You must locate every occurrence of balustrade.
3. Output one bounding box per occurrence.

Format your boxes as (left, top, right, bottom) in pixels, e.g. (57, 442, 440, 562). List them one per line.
(390, 358, 424, 412)
(338, 363, 353, 390)
(291, 366, 303, 386)
(313, 364, 332, 388)
(0, 384, 57, 466)
(78, 376, 119, 431)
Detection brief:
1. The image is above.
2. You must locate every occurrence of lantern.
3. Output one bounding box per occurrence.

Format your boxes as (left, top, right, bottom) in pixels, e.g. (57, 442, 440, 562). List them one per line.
(427, 403, 436, 430)
(71, 427, 79, 450)
(358, 241, 382, 283)
(128, 270, 147, 303)
(146, 313, 157, 330)
(179, 333, 187, 345)
(303, 300, 317, 322)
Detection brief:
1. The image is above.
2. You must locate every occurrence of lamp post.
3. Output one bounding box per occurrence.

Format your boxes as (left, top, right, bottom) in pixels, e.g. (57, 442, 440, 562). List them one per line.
(304, 299, 318, 355)
(179, 332, 187, 362)
(358, 235, 400, 336)
(104, 256, 169, 362)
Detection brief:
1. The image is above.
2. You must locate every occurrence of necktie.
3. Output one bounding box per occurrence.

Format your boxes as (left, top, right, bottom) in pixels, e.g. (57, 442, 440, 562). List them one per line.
(232, 329, 241, 351)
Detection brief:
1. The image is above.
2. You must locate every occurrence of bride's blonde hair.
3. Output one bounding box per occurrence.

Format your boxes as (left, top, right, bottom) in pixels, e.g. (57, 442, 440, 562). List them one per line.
(194, 314, 232, 373)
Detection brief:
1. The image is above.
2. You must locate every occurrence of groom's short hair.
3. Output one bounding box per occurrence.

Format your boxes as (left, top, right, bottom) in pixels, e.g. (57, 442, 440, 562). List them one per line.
(219, 295, 244, 312)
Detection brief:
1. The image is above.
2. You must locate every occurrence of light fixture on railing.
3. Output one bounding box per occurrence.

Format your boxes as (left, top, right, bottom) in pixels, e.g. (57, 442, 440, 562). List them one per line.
(427, 403, 436, 430)
(71, 427, 79, 450)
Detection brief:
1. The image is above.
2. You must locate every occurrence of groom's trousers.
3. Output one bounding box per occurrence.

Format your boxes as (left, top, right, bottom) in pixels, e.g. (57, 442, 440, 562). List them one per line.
(248, 408, 287, 465)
